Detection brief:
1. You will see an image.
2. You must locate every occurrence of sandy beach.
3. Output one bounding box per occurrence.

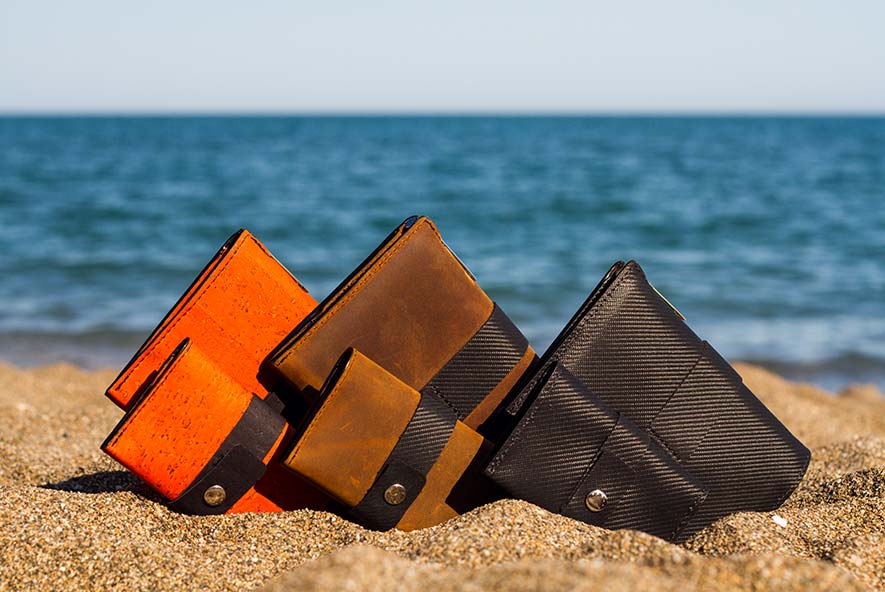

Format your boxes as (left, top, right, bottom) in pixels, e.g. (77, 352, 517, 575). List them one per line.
(0, 360, 883, 591)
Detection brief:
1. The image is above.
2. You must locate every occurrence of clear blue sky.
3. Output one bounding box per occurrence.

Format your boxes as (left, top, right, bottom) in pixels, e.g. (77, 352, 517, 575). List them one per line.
(2, 0, 884, 113)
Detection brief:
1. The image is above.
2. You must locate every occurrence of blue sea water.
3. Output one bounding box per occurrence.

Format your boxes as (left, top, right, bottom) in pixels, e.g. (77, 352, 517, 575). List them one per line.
(0, 116, 883, 392)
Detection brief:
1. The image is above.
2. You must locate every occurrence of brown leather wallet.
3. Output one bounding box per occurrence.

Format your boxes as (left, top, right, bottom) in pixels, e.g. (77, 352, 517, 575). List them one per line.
(106, 229, 317, 410)
(102, 339, 326, 514)
(267, 216, 536, 430)
(284, 349, 488, 530)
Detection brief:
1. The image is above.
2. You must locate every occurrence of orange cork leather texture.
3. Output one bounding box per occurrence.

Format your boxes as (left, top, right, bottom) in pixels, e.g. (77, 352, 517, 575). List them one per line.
(102, 339, 326, 513)
(105, 229, 317, 410)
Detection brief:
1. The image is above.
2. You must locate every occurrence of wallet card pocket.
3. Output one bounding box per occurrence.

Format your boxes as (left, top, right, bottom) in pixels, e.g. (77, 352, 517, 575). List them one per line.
(106, 229, 316, 410)
(103, 339, 325, 514)
(486, 363, 707, 541)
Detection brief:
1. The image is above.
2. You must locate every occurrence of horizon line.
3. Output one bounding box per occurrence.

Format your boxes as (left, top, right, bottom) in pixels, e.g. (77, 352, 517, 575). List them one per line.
(2, 109, 885, 118)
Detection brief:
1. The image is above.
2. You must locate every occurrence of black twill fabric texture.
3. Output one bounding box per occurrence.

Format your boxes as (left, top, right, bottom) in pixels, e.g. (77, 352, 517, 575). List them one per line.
(350, 392, 458, 530)
(421, 303, 529, 420)
(486, 364, 619, 508)
(390, 393, 459, 474)
(486, 363, 707, 540)
(486, 261, 810, 542)
(560, 418, 707, 541)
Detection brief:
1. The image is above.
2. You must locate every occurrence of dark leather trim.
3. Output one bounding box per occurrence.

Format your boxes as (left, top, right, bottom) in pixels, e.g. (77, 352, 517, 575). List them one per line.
(421, 303, 529, 420)
(350, 393, 457, 530)
(169, 393, 286, 515)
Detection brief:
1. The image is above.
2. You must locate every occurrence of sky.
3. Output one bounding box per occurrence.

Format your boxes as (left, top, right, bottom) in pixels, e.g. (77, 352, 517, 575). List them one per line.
(1, 0, 884, 113)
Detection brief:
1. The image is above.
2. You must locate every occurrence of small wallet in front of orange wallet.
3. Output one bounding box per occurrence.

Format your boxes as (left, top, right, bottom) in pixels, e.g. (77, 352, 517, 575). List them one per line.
(103, 339, 327, 513)
(105, 229, 317, 411)
(284, 348, 490, 530)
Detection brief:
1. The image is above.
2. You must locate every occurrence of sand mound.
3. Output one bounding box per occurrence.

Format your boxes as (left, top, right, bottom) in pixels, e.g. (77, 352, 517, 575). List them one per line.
(0, 361, 882, 590)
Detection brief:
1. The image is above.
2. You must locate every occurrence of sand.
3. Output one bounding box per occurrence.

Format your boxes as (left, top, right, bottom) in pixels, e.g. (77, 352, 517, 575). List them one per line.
(0, 360, 883, 591)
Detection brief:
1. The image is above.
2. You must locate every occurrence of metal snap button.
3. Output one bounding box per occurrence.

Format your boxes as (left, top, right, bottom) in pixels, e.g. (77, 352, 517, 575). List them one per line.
(383, 483, 407, 505)
(203, 484, 227, 507)
(585, 489, 607, 512)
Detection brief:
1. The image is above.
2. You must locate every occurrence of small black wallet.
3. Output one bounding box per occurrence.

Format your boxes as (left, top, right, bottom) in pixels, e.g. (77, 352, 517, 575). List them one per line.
(483, 261, 810, 542)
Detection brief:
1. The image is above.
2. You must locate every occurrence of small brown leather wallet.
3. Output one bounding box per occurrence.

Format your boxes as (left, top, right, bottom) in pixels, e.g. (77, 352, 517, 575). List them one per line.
(284, 349, 487, 530)
(267, 216, 536, 431)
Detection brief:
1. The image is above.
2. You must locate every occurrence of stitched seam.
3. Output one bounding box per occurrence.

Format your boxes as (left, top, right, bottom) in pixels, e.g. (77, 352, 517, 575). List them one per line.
(647, 425, 682, 462)
(508, 263, 638, 413)
(555, 262, 638, 359)
(426, 384, 458, 414)
(648, 352, 704, 447)
(277, 219, 442, 364)
(671, 486, 710, 541)
(486, 382, 548, 474)
(422, 303, 514, 416)
(116, 235, 252, 391)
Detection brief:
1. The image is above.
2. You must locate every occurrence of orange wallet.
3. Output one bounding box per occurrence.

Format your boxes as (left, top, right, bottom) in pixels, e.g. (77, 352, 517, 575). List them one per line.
(106, 229, 317, 410)
(103, 339, 326, 513)
(102, 229, 324, 513)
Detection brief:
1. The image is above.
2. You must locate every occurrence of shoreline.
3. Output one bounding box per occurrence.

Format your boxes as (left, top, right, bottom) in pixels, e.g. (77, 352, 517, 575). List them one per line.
(0, 360, 883, 590)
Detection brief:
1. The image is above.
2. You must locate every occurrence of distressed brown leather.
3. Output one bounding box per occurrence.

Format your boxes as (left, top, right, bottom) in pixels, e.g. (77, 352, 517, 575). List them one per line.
(283, 348, 488, 530)
(268, 216, 533, 429)
(270, 217, 490, 394)
(284, 350, 420, 506)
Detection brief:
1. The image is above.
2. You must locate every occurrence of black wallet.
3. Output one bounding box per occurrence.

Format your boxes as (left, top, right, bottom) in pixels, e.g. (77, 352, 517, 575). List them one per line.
(483, 261, 810, 542)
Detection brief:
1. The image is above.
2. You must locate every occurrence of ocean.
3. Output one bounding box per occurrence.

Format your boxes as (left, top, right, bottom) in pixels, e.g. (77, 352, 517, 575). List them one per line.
(0, 116, 883, 391)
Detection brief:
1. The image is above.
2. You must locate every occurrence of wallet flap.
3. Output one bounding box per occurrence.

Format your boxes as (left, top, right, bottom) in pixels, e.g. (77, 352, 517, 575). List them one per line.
(102, 339, 322, 514)
(106, 229, 316, 410)
(284, 349, 421, 507)
(285, 348, 487, 531)
(559, 423, 707, 541)
(268, 216, 534, 428)
(486, 364, 618, 509)
(486, 363, 707, 541)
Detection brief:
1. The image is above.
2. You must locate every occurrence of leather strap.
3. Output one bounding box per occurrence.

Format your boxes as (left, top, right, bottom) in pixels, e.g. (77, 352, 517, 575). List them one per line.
(350, 392, 458, 529)
(169, 392, 287, 515)
(420, 303, 528, 420)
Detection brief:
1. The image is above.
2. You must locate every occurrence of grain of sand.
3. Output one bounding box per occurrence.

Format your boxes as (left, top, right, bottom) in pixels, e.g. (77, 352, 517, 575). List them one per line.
(0, 361, 883, 591)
